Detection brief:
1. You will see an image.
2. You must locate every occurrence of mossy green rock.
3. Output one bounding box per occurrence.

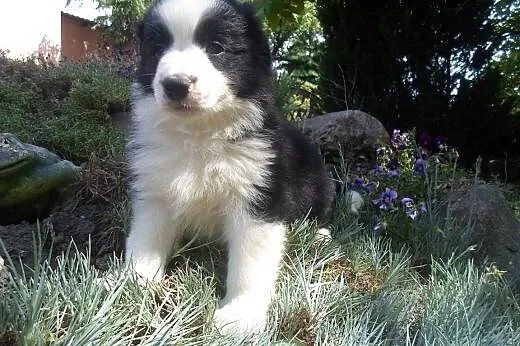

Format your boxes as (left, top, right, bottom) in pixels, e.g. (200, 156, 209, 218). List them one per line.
(0, 133, 81, 210)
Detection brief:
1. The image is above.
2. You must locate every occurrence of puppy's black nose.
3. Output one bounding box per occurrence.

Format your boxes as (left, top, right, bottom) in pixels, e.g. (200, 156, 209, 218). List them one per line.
(161, 75, 194, 101)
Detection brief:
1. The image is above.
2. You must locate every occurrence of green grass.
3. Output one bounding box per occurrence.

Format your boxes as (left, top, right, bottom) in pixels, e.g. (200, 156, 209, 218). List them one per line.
(1, 188, 519, 345)
(0, 52, 129, 162)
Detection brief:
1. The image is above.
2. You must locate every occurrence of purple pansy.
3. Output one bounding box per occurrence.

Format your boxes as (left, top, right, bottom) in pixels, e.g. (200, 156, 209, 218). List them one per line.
(373, 165, 384, 175)
(401, 197, 414, 208)
(382, 188, 398, 204)
(391, 129, 409, 149)
(388, 169, 400, 178)
(401, 197, 418, 219)
(351, 176, 365, 191)
(373, 188, 398, 211)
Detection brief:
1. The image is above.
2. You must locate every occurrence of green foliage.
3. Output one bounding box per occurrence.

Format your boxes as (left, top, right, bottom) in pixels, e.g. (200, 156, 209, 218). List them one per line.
(498, 51, 520, 113)
(317, 0, 520, 167)
(274, 73, 319, 121)
(495, 1, 520, 113)
(95, 0, 152, 47)
(252, 0, 305, 32)
(0, 53, 130, 161)
(266, 1, 324, 119)
(68, 71, 130, 117)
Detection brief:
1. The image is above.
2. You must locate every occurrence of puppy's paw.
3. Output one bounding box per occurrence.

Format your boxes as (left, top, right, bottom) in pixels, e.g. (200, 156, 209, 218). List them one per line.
(128, 259, 165, 286)
(213, 299, 268, 335)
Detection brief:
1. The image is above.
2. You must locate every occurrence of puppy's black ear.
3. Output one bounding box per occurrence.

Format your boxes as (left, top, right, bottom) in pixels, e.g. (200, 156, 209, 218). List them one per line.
(238, 2, 272, 70)
(238, 2, 263, 25)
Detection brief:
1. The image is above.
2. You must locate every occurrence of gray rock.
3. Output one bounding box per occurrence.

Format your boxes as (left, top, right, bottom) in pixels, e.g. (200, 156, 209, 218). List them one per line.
(449, 184, 520, 287)
(0, 133, 82, 224)
(0, 254, 8, 288)
(303, 110, 390, 165)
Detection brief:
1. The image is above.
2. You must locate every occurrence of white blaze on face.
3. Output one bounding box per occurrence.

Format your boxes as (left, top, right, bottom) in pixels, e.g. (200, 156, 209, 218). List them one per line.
(152, 0, 233, 112)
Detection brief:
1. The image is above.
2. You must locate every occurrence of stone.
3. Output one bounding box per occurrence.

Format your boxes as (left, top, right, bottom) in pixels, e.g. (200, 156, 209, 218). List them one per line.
(0, 253, 9, 288)
(0, 133, 82, 224)
(303, 110, 390, 165)
(448, 184, 520, 287)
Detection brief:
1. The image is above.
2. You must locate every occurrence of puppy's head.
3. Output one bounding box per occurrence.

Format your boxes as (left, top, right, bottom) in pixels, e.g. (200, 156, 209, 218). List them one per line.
(136, 0, 271, 116)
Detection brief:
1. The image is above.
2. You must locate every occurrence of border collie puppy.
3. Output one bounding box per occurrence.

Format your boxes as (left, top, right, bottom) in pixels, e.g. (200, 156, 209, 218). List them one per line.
(126, 0, 334, 333)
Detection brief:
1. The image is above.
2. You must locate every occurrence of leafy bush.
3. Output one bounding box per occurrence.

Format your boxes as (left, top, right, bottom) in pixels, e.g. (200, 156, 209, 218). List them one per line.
(270, 1, 324, 120)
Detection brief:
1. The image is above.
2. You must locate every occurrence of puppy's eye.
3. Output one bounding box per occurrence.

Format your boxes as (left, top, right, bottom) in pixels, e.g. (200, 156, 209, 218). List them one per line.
(206, 41, 224, 55)
(154, 44, 168, 59)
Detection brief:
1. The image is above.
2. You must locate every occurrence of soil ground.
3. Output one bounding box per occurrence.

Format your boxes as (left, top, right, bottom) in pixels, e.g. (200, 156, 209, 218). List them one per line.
(0, 113, 131, 273)
(0, 203, 126, 272)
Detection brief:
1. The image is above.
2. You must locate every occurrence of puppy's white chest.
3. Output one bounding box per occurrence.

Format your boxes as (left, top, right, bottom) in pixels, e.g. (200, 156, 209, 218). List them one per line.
(139, 134, 273, 215)
(166, 140, 244, 202)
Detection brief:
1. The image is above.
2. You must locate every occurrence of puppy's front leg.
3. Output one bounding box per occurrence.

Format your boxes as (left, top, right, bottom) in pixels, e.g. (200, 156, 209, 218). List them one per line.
(125, 198, 178, 283)
(214, 215, 286, 334)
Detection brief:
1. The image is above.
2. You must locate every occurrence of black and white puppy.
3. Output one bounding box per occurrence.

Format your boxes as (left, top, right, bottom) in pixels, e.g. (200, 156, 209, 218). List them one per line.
(126, 0, 334, 333)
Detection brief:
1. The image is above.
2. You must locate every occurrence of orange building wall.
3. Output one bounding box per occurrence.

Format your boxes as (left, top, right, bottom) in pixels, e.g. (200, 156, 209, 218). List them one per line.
(61, 13, 111, 60)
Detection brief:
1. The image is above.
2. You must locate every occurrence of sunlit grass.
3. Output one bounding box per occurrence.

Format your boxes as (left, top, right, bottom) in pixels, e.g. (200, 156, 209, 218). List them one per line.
(1, 186, 519, 345)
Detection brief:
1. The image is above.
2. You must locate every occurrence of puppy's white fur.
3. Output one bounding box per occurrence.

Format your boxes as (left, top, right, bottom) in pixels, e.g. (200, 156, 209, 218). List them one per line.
(127, 0, 286, 334)
(127, 89, 283, 332)
(157, 0, 216, 48)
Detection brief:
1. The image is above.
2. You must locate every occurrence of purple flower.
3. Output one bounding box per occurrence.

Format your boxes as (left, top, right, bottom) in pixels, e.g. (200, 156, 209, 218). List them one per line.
(401, 197, 418, 219)
(382, 188, 398, 204)
(373, 188, 398, 211)
(373, 165, 384, 175)
(351, 177, 380, 194)
(388, 169, 400, 178)
(414, 158, 427, 175)
(401, 197, 415, 208)
(352, 176, 365, 190)
(391, 129, 409, 149)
